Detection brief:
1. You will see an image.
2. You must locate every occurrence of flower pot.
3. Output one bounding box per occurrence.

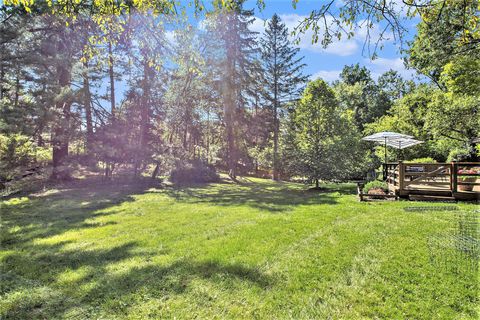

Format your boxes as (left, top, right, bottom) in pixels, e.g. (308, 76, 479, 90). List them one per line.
(458, 177, 476, 192)
(458, 184, 474, 192)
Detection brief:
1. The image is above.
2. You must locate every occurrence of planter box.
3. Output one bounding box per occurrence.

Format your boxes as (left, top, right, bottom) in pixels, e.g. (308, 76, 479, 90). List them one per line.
(458, 177, 480, 192)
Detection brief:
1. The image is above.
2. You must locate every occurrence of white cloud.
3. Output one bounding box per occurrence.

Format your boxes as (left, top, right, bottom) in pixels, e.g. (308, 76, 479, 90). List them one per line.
(311, 70, 341, 82)
(250, 17, 266, 34)
(387, 0, 411, 18)
(276, 13, 399, 57)
(200, 16, 266, 35)
(311, 57, 416, 84)
(366, 57, 416, 80)
(278, 14, 357, 56)
(276, 13, 397, 57)
(199, 13, 395, 58)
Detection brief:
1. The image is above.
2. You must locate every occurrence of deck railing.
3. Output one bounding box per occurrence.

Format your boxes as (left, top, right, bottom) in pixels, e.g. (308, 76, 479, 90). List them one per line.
(383, 161, 480, 194)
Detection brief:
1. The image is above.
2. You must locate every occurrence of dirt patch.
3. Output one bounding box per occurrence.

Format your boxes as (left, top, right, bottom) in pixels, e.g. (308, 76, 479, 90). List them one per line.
(367, 188, 387, 195)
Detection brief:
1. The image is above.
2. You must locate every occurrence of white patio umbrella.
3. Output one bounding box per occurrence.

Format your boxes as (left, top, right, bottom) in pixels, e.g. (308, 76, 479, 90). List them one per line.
(385, 138, 423, 150)
(362, 131, 413, 164)
(386, 138, 424, 160)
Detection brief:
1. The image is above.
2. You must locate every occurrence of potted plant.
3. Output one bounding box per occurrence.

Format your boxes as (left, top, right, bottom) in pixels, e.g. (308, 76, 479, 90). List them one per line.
(363, 181, 389, 199)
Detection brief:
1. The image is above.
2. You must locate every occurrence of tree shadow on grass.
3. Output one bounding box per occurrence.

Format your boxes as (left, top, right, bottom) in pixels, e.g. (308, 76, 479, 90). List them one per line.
(1, 177, 159, 247)
(2, 238, 273, 319)
(1, 177, 347, 318)
(160, 180, 355, 213)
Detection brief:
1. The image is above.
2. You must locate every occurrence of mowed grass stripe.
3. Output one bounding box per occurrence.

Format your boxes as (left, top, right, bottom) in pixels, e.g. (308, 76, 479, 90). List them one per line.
(1, 178, 478, 319)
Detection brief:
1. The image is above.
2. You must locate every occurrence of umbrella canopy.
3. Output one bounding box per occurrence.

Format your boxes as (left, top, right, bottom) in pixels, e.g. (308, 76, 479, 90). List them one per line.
(362, 132, 414, 164)
(361, 131, 413, 142)
(385, 138, 423, 149)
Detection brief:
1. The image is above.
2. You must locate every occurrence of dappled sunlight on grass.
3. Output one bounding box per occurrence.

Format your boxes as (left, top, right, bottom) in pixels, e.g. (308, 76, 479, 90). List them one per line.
(1, 177, 478, 319)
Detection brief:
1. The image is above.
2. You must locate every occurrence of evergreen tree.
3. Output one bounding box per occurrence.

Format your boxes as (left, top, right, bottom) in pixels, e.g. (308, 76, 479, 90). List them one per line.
(208, 0, 262, 178)
(261, 13, 308, 180)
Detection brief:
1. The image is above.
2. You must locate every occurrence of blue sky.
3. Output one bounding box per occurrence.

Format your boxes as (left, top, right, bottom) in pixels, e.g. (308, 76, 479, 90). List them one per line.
(241, 0, 422, 82)
(0, 0, 424, 105)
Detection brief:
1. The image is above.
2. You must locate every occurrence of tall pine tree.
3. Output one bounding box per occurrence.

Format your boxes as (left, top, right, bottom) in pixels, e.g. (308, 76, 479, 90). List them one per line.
(209, 0, 262, 178)
(261, 14, 308, 180)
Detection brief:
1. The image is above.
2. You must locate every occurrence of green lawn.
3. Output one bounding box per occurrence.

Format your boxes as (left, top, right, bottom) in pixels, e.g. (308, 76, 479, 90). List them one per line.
(1, 177, 478, 319)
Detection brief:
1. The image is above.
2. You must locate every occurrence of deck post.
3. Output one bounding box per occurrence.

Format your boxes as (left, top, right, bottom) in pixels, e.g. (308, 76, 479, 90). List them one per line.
(451, 161, 458, 193)
(398, 160, 404, 192)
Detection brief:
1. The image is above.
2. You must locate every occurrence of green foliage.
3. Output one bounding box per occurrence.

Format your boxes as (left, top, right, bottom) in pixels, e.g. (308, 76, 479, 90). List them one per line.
(405, 157, 437, 164)
(170, 160, 220, 184)
(408, 1, 479, 84)
(339, 64, 373, 85)
(377, 70, 414, 101)
(426, 93, 479, 145)
(365, 81, 479, 162)
(362, 180, 388, 193)
(288, 79, 371, 183)
(441, 57, 480, 96)
(334, 64, 399, 129)
(261, 13, 308, 179)
(1, 0, 478, 186)
(248, 144, 273, 170)
(408, 6, 480, 162)
(205, 1, 263, 177)
(447, 148, 473, 162)
(0, 133, 50, 180)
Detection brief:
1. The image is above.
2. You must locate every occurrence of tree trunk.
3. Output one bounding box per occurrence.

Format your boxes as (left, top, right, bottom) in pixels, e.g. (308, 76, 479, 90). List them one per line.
(272, 30, 279, 181)
(37, 124, 44, 147)
(151, 161, 160, 179)
(221, 13, 238, 180)
(108, 41, 116, 118)
(0, 63, 4, 100)
(315, 179, 319, 189)
(254, 95, 259, 175)
(14, 69, 20, 108)
(104, 162, 110, 179)
(83, 59, 94, 157)
(183, 122, 188, 149)
(135, 57, 150, 178)
(206, 106, 210, 164)
(225, 100, 236, 179)
(51, 35, 72, 180)
(225, 53, 236, 178)
(272, 91, 279, 181)
(37, 82, 47, 147)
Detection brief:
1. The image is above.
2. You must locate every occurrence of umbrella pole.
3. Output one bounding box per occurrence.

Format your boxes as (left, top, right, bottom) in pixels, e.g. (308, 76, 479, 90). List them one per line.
(384, 137, 387, 181)
(384, 137, 387, 164)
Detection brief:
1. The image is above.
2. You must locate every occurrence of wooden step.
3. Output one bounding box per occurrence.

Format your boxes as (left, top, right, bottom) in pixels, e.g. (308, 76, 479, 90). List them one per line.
(409, 194, 456, 202)
(402, 189, 453, 197)
(452, 191, 480, 201)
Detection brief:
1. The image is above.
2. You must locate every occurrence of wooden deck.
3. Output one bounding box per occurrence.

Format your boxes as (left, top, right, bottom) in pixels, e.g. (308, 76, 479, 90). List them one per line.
(384, 161, 480, 201)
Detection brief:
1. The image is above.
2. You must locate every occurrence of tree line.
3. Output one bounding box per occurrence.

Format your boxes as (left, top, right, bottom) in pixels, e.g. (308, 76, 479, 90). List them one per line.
(1, 0, 478, 187)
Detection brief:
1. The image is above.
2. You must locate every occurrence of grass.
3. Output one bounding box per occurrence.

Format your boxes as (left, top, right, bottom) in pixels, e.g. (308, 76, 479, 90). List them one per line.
(1, 177, 478, 319)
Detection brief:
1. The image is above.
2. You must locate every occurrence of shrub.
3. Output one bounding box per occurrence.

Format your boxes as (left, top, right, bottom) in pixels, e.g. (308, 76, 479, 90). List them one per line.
(170, 160, 220, 184)
(363, 180, 388, 194)
(447, 148, 472, 162)
(405, 157, 437, 163)
(0, 134, 50, 181)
